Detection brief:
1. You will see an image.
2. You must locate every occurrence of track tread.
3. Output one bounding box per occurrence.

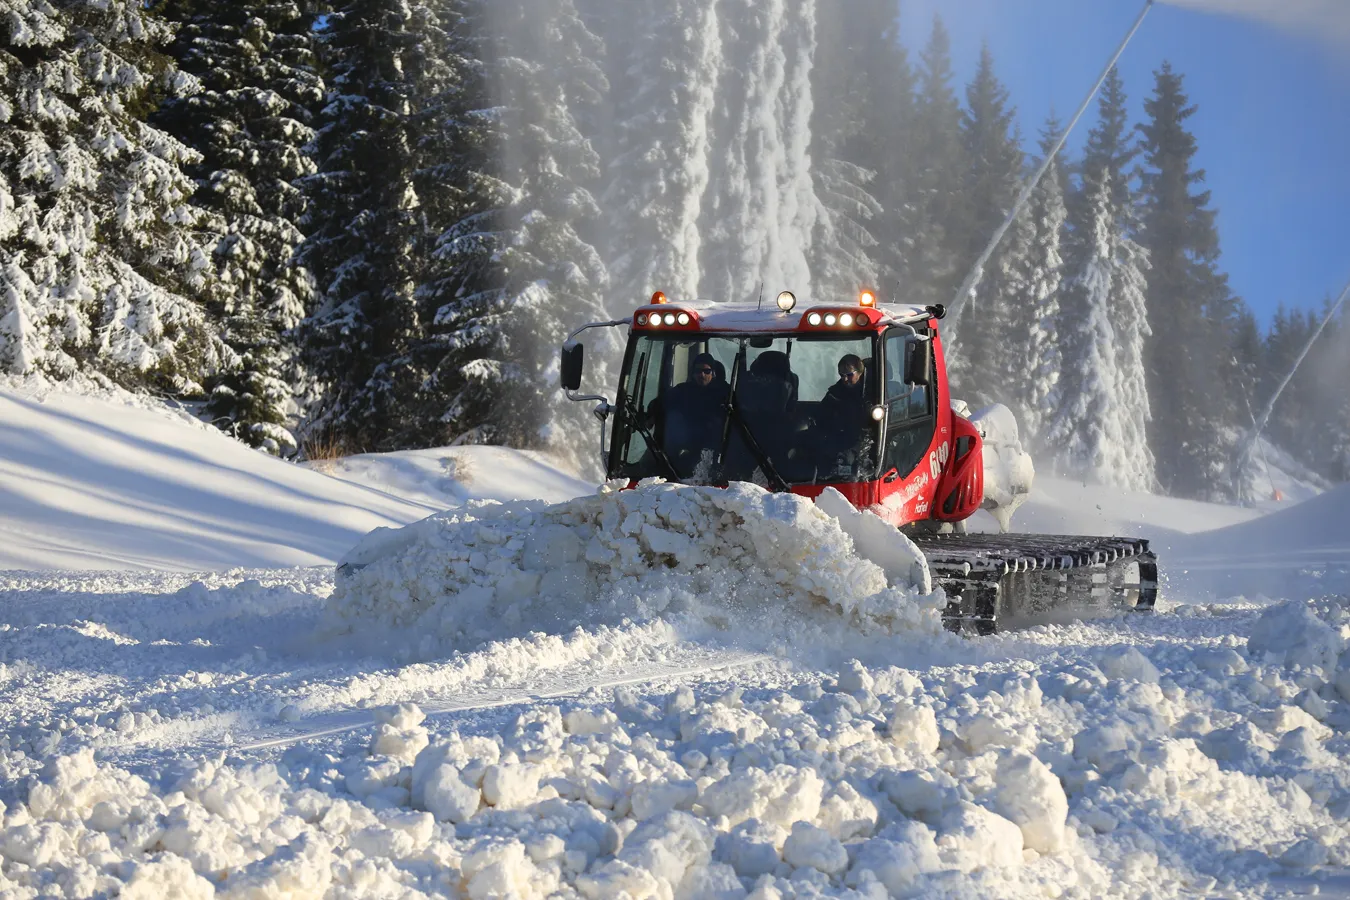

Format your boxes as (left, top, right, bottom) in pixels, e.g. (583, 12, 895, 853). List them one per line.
(911, 533, 1158, 632)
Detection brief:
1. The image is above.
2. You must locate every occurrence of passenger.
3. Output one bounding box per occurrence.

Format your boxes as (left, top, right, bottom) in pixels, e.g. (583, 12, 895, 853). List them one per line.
(820, 353, 869, 453)
(662, 352, 730, 460)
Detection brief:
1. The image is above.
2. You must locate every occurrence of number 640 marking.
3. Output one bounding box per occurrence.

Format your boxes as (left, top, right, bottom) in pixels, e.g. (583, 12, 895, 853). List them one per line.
(929, 441, 950, 479)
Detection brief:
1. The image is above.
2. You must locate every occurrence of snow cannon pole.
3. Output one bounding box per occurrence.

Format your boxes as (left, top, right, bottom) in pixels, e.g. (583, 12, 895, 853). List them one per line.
(946, 0, 1154, 327)
(1235, 271, 1350, 489)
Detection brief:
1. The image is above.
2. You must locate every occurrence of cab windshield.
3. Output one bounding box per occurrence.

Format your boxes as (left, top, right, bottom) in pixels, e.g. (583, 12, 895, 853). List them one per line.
(610, 333, 879, 485)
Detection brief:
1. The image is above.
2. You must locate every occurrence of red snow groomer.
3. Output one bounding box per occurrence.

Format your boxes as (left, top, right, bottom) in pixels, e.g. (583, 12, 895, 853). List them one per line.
(561, 290, 1157, 633)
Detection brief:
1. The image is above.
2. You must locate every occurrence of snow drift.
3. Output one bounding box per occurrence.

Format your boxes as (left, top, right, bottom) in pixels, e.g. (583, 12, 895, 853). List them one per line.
(6, 592, 1350, 899)
(1167, 482, 1350, 599)
(330, 480, 943, 654)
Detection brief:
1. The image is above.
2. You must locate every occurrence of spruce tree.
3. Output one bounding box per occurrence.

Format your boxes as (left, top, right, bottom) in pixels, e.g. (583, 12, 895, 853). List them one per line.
(0, 0, 226, 390)
(898, 16, 965, 312)
(154, 0, 325, 454)
(1005, 116, 1067, 441)
(1138, 63, 1239, 499)
(1046, 171, 1125, 483)
(413, 0, 511, 445)
(1051, 67, 1154, 490)
(587, 0, 722, 308)
(949, 44, 1022, 404)
(298, 0, 450, 453)
(479, 0, 612, 466)
(692, 0, 817, 307)
(809, 0, 895, 300)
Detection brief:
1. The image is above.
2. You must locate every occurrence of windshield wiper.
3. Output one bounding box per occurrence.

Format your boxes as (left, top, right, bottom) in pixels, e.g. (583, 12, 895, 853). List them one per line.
(723, 394, 792, 493)
(713, 343, 791, 493)
(622, 396, 682, 482)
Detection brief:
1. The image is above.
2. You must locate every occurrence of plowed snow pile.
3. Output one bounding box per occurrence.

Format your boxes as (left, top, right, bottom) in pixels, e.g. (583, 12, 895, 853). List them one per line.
(328, 481, 944, 655)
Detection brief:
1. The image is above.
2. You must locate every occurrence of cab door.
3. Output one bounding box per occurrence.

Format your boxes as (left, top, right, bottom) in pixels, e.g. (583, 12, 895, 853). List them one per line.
(875, 328, 940, 525)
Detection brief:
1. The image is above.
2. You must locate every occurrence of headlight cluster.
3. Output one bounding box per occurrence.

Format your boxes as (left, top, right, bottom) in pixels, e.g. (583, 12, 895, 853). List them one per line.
(636, 311, 693, 327)
(805, 310, 862, 328)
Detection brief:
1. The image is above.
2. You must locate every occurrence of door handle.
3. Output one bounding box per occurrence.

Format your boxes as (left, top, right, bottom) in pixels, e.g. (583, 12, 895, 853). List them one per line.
(883, 468, 899, 483)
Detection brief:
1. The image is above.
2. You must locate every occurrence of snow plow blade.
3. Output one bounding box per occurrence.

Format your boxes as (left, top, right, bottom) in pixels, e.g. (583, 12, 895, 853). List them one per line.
(910, 533, 1158, 634)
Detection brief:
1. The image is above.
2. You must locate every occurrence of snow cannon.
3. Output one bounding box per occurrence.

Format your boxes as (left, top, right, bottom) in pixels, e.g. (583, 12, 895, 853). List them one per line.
(559, 289, 1158, 633)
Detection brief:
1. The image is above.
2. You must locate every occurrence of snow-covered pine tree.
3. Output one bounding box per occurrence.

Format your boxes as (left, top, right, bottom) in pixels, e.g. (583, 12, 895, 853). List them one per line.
(1044, 171, 1121, 480)
(809, 1, 890, 301)
(1050, 67, 1154, 490)
(949, 44, 1022, 404)
(1138, 63, 1241, 500)
(896, 15, 965, 312)
(1260, 305, 1314, 467)
(837, 0, 917, 295)
(154, 0, 325, 455)
(693, 0, 818, 306)
(1003, 116, 1067, 441)
(298, 0, 450, 453)
(479, 0, 611, 468)
(0, 0, 226, 390)
(586, 0, 722, 310)
(412, 0, 513, 446)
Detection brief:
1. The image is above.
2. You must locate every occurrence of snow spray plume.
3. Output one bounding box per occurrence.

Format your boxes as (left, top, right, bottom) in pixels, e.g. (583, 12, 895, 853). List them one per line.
(1160, 0, 1350, 45)
(945, 0, 1155, 334)
(1236, 272, 1350, 488)
(946, 0, 1154, 330)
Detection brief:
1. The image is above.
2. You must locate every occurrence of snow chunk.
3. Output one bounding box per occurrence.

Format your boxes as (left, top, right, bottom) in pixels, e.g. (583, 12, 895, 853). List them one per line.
(482, 763, 541, 809)
(419, 764, 481, 823)
(122, 856, 214, 900)
(816, 486, 931, 593)
(717, 820, 786, 878)
(1096, 645, 1160, 684)
(701, 765, 824, 829)
(989, 752, 1069, 854)
(887, 702, 939, 755)
(969, 404, 1034, 532)
(936, 801, 1025, 872)
(1248, 600, 1344, 671)
(782, 821, 848, 874)
(847, 820, 942, 894)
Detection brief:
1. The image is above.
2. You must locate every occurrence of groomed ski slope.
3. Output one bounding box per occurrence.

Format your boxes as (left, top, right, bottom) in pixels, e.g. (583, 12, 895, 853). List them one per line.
(1, 385, 1349, 899)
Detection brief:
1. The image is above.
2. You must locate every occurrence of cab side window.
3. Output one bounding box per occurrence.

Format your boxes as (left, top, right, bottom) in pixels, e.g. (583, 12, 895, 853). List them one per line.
(882, 329, 936, 477)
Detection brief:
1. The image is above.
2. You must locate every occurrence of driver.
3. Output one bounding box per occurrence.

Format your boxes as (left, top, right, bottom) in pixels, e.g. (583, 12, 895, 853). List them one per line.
(820, 353, 869, 453)
(661, 352, 729, 459)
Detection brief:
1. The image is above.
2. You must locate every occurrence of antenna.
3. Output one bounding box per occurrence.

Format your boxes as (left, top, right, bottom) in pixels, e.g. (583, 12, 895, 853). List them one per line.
(756, 281, 765, 311)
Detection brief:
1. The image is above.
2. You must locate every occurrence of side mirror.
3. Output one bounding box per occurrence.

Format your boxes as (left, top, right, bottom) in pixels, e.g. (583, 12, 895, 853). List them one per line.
(560, 342, 584, 391)
(905, 339, 932, 386)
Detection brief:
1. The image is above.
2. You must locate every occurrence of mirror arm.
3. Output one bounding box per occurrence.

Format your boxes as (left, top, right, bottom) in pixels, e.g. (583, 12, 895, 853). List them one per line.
(561, 318, 627, 405)
(564, 318, 628, 348)
(559, 318, 627, 472)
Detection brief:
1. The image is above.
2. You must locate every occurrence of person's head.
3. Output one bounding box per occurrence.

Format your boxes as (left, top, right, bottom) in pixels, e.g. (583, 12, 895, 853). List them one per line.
(691, 352, 718, 387)
(837, 354, 864, 386)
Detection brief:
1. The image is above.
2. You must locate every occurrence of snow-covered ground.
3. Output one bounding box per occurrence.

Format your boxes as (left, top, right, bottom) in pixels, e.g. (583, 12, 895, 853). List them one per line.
(2, 386, 1350, 899)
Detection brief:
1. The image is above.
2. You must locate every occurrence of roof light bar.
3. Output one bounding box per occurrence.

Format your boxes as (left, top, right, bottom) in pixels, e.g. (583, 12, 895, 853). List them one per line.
(800, 307, 881, 330)
(633, 307, 699, 330)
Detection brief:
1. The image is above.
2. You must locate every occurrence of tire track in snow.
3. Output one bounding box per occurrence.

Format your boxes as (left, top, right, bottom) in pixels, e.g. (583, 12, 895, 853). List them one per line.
(237, 650, 771, 751)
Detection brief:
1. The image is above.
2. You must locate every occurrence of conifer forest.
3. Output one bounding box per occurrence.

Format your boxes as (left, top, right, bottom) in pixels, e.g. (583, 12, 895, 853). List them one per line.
(2, 0, 1347, 501)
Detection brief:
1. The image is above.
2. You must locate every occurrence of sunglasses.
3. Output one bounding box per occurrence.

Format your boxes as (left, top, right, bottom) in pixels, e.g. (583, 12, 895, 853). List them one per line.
(695, 366, 715, 374)
(839, 369, 861, 378)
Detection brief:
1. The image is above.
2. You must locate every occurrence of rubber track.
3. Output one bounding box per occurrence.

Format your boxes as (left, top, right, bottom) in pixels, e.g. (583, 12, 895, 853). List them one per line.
(910, 532, 1158, 632)
(910, 532, 1153, 576)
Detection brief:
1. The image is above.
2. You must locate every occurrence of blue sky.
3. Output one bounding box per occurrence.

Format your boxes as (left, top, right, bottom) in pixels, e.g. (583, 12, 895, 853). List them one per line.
(896, 0, 1350, 327)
